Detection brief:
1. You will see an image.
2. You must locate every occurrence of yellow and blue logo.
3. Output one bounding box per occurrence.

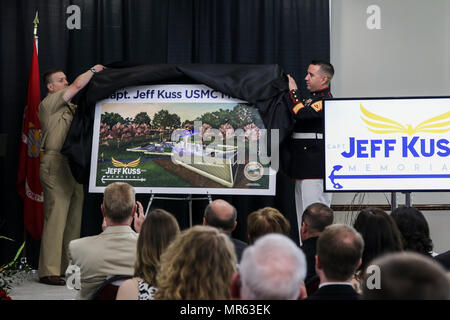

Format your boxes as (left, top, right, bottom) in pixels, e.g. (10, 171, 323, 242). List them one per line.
(112, 157, 141, 167)
(360, 104, 449, 135)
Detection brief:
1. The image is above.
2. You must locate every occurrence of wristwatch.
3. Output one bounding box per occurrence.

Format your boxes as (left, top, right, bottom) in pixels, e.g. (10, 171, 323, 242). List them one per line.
(89, 67, 97, 74)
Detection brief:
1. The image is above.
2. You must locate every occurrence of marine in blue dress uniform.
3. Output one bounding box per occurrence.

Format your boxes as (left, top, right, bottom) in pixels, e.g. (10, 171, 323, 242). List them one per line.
(285, 61, 334, 243)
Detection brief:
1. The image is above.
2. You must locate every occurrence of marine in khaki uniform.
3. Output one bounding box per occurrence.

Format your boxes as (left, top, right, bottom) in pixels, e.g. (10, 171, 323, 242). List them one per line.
(38, 65, 105, 285)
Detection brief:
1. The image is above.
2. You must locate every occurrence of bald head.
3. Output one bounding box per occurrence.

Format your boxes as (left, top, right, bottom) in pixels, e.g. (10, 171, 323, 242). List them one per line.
(204, 199, 237, 233)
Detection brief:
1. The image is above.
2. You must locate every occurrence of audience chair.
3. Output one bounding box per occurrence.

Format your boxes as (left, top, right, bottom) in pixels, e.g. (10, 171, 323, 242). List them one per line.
(91, 275, 132, 300)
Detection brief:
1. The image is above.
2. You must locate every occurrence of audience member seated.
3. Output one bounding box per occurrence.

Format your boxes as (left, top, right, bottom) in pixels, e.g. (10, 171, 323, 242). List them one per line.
(435, 250, 450, 271)
(116, 209, 180, 300)
(154, 225, 237, 300)
(203, 199, 247, 262)
(391, 206, 436, 257)
(353, 207, 403, 290)
(362, 251, 450, 300)
(300, 203, 334, 291)
(247, 207, 290, 244)
(231, 233, 307, 300)
(67, 182, 141, 300)
(307, 224, 363, 300)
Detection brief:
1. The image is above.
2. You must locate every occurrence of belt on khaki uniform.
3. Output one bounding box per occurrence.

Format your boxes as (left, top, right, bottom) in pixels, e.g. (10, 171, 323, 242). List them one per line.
(42, 150, 67, 159)
(43, 150, 62, 155)
(291, 132, 323, 139)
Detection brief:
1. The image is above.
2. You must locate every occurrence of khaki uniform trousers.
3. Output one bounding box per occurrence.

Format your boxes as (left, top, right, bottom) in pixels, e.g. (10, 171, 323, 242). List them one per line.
(38, 151, 83, 278)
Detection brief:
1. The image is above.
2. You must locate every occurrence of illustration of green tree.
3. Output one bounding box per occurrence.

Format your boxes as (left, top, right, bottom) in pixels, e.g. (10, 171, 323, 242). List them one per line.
(101, 112, 126, 127)
(196, 108, 232, 128)
(133, 112, 152, 125)
(152, 109, 181, 130)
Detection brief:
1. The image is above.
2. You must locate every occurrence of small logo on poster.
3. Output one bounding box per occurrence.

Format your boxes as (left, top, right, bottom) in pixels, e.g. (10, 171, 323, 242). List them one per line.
(112, 157, 141, 167)
(101, 157, 146, 184)
(244, 162, 264, 181)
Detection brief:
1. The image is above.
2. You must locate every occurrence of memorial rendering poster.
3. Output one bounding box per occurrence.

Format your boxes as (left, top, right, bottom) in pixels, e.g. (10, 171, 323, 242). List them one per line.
(89, 84, 277, 194)
(324, 97, 450, 192)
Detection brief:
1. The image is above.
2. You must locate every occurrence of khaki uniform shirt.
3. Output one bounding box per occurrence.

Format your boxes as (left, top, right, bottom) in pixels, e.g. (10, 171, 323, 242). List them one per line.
(39, 88, 77, 152)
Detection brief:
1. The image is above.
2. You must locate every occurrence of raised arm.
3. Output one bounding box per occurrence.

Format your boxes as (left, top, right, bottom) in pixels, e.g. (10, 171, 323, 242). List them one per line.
(63, 64, 106, 102)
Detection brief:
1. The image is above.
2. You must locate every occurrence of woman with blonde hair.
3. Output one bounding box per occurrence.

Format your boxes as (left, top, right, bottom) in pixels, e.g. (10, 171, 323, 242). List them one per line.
(154, 225, 237, 300)
(116, 209, 180, 300)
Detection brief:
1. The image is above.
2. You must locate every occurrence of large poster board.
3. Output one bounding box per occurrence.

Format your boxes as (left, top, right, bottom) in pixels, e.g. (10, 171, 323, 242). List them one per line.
(89, 84, 277, 194)
(324, 97, 450, 192)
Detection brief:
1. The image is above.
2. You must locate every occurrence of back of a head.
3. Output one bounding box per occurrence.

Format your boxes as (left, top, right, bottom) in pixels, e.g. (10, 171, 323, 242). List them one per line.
(134, 209, 180, 286)
(362, 251, 450, 300)
(103, 182, 136, 223)
(204, 199, 237, 232)
(353, 207, 403, 271)
(239, 233, 306, 300)
(302, 203, 334, 234)
(317, 224, 364, 281)
(155, 225, 237, 300)
(391, 207, 433, 255)
(247, 207, 290, 244)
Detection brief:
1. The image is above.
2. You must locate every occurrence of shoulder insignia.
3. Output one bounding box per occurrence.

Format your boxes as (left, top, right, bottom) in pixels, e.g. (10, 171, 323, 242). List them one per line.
(292, 102, 305, 115)
(311, 101, 323, 112)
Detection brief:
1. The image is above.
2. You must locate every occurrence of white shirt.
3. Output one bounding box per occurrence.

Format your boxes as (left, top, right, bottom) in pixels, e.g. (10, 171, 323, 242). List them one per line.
(319, 282, 353, 289)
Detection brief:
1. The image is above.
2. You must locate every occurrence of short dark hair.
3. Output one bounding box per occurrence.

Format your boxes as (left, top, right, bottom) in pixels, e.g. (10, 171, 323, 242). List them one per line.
(43, 69, 63, 85)
(302, 203, 334, 233)
(247, 207, 290, 244)
(362, 252, 450, 300)
(311, 60, 334, 83)
(204, 203, 237, 231)
(317, 224, 364, 281)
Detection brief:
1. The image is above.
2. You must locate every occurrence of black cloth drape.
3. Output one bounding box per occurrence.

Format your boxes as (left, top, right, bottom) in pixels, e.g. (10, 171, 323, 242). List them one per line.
(1, 0, 329, 266)
(62, 63, 295, 184)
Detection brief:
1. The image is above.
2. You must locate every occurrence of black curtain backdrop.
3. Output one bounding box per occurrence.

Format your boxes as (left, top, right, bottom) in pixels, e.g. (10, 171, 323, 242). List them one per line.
(0, 0, 329, 267)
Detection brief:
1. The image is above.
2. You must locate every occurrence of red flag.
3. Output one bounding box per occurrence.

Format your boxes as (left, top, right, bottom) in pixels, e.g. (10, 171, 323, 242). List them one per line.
(17, 37, 44, 240)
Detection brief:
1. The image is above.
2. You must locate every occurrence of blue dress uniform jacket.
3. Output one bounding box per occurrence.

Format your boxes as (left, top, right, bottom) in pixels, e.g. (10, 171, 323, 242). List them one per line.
(286, 88, 332, 179)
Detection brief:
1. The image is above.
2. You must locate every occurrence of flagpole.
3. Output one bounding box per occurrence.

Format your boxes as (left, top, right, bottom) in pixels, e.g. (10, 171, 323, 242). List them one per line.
(33, 11, 39, 53)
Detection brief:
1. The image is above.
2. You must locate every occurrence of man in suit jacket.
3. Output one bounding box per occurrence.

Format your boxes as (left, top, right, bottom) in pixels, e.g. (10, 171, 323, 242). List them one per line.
(68, 182, 142, 300)
(307, 224, 363, 300)
(300, 203, 334, 287)
(203, 199, 247, 262)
